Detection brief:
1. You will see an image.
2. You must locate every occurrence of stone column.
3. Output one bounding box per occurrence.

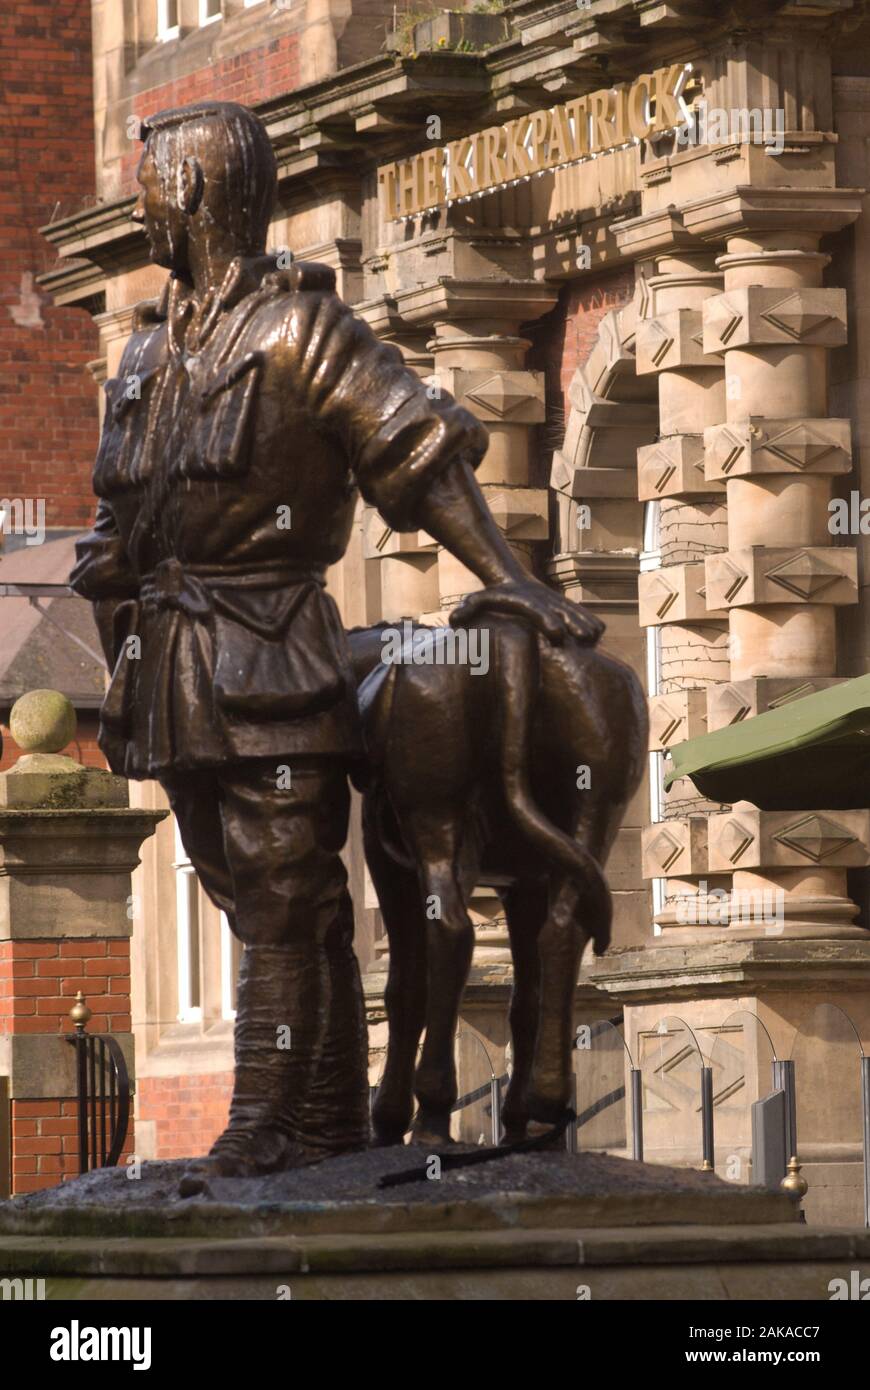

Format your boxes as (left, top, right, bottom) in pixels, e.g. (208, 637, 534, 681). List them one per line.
(618, 213, 731, 938)
(0, 692, 164, 1195)
(597, 193, 870, 1220)
(392, 280, 555, 626)
(697, 193, 866, 942)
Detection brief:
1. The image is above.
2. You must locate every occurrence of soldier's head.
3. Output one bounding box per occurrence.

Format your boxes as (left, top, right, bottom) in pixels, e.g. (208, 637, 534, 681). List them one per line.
(133, 102, 277, 272)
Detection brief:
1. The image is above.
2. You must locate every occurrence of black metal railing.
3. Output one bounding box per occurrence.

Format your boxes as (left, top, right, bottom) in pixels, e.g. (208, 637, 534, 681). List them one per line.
(65, 992, 130, 1173)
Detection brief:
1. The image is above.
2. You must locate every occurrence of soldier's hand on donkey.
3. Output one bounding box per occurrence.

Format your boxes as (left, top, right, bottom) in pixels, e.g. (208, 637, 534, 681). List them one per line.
(450, 577, 605, 647)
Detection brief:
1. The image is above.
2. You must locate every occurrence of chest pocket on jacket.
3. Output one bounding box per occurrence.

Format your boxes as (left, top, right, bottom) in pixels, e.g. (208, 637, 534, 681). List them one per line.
(93, 366, 164, 495)
(178, 351, 264, 480)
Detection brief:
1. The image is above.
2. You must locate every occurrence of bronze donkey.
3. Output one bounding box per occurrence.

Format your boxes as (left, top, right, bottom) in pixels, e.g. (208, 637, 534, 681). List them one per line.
(348, 617, 648, 1147)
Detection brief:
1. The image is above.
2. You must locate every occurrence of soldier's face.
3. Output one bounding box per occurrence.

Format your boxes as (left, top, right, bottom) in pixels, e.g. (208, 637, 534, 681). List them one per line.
(133, 145, 187, 271)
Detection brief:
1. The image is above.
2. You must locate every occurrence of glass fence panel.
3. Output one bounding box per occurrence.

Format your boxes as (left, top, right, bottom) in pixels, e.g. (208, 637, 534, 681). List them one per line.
(572, 1018, 632, 1156)
(638, 1014, 705, 1169)
(709, 1010, 778, 1186)
(453, 1030, 501, 1146)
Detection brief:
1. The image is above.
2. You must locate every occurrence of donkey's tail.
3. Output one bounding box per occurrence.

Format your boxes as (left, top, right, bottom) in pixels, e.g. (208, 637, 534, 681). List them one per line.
(495, 624, 612, 954)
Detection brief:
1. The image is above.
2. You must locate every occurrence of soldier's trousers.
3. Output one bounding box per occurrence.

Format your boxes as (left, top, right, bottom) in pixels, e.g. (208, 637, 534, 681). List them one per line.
(160, 756, 370, 1158)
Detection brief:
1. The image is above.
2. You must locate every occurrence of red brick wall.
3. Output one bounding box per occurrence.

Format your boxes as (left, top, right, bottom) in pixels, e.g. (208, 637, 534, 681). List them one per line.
(11, 1099, 135, 1195)
(552, 269, 637, 410)
(0, 938, 133, 1194)
(137, 1072, 232, 1160)
(0, 0, 99, 530)
(0, 712, 106, 774)
(524, 269, 635, 489)
(118, 35, 302, 196)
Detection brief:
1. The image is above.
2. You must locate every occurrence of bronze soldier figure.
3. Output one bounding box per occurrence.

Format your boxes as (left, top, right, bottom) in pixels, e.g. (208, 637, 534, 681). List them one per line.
(70, 101, 603, 1189)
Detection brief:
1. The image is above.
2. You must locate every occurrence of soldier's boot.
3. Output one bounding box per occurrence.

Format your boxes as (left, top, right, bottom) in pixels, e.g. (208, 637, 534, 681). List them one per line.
(179, 943, 322, 1196)
(295, 892, 370, 1164)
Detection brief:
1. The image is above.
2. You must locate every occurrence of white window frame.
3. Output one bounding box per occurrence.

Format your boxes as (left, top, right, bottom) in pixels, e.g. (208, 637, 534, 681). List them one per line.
(173, 822, 202, 1022)
(157, 0, 180, 40)
(199, 0, 223, 26)
(220, 912, 240, 1021)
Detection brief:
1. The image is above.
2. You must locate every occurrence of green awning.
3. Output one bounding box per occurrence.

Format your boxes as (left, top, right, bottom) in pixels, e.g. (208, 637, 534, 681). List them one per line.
(664, 674, 870, 811)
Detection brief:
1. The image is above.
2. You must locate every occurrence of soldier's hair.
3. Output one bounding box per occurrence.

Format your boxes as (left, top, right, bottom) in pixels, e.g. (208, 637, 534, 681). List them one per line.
(140, 101, 277, 253)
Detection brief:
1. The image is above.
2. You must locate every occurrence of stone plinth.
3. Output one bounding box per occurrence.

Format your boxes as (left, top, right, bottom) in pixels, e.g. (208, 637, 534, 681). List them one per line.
(3, 1146, 865, 1300)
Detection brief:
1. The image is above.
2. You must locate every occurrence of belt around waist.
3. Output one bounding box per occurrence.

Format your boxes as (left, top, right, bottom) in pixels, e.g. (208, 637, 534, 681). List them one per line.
(139, 558, 327, 616)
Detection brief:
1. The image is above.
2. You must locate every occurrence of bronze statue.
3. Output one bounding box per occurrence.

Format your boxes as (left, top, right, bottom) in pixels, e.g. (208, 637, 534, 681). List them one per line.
(69, 100, 605, 1190)
(349, 620, 647, 1148)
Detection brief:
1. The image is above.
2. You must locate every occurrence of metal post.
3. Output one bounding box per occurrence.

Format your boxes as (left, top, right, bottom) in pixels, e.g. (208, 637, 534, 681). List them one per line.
(630, 1067, 644, 1162)
(490, 1074, 501, 1147)
(701, 1065, 714, 1170)
(856, 1050, 861, 1228)
(88, 1036, 97, 1171)
(99, 1037, 107, 1166)
(565, 1074, 578, 1154)
(773, 1059, 797, 1161)
(0, 1076, 10, 1200)
(75, 1032, 88, 1175)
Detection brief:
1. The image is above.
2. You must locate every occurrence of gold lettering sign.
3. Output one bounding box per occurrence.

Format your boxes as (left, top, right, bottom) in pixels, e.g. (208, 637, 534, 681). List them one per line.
(378, 64, 691, 219)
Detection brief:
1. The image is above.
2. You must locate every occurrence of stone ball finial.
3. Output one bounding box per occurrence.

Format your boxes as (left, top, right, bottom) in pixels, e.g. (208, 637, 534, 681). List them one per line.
(9, 689, 77, 754)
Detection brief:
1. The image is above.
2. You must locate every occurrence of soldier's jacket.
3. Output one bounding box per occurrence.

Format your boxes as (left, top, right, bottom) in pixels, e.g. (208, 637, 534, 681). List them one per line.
(70, 254, 487, 779)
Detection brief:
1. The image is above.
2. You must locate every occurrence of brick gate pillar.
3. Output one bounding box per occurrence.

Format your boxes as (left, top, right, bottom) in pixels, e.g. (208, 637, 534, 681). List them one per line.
(0, 691, 165, 1195)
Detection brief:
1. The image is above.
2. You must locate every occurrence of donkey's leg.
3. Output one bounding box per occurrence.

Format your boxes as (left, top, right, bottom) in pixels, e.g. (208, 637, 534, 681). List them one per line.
(409, 820, 475, 1147)
(364, 809, 427, 1146)
(501, 881, 547, 1142)
(529, 806, 617, 1125)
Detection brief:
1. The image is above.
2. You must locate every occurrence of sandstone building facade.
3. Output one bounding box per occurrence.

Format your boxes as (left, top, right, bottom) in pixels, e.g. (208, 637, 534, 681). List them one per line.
(2, 0, 870, 1219)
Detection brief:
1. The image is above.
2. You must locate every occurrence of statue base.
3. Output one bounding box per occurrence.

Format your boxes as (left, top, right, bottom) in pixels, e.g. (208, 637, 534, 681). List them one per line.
(1, 1147, 868, 1300)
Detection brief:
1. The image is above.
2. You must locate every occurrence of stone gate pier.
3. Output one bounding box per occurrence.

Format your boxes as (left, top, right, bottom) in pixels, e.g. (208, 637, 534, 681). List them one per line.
(0, 690, 165, 1196)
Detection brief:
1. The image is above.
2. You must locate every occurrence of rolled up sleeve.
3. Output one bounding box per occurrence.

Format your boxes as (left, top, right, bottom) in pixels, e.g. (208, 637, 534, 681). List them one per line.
(70, 498, 139, 601)
(284, 292, 489, 532)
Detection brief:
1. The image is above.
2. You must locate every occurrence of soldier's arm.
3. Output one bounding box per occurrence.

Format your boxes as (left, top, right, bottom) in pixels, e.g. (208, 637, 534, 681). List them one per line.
(282, 284, 603, 644)
(69, 498, 139, 669)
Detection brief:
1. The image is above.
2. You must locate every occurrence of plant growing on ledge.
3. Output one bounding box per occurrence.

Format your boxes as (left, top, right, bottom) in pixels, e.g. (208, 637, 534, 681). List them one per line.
(385, 4, 510, 57)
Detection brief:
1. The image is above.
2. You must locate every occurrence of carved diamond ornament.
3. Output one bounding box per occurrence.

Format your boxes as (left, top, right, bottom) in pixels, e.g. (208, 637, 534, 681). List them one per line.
(709, 426, 746, 475)
(716, 684, 752, 725)
(764, 423, 841, 470)
(773, 814, 856, 863)
(761, 294, 833, 341)
(704, 297, 743, 346)
(465, 374, 532, 417)
(719, 556, 749, 603)
(765, 550, 840, 600)
(651, 700, 684, 748)
(719, 819, 755, 865)
(648, 573, 677, 620)
(647, 827, 683, 873)
(642, 446, 677, 494)
(645, 318, 675, 367)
